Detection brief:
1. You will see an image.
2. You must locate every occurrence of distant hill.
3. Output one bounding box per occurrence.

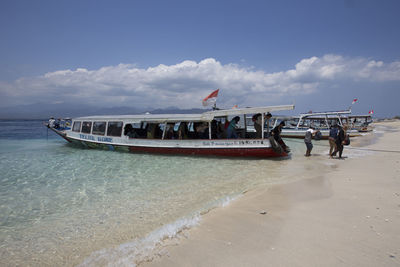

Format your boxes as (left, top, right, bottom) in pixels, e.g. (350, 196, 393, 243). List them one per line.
(0, 103, 208, 119)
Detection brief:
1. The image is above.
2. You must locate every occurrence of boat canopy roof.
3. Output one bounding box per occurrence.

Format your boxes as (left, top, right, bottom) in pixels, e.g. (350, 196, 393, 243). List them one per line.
(73, 104, 295, 124)
(347, 114, 373, 118)
(298, 109, 351, 118)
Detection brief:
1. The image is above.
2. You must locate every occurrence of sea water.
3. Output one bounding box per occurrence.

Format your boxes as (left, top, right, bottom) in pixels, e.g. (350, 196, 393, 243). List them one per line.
(0, 120, 371, 266)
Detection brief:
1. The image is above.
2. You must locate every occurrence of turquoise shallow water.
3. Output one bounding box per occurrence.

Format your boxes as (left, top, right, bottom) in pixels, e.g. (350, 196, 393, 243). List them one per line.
(0, 120, 331, 266)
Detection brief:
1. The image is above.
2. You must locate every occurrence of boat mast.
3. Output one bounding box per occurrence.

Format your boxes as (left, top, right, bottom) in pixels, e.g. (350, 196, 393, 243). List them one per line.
(325, 115, 329, 128)
(338, 113, 343, 127)
(296, 115, 303, 129)
(208, 121, 212, 139)
(161, 123, 167, 139)
(261, 113, 265, 139)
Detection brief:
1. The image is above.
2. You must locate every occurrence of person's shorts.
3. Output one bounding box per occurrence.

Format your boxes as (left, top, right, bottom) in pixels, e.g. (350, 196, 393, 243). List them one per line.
(305, 142, 313, 150)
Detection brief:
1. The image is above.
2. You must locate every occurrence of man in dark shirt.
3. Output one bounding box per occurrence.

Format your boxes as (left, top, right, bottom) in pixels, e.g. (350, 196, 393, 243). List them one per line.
(332, 125, 346, 159)
(271, 121, 289, 153)
(329, 125, 338, 158)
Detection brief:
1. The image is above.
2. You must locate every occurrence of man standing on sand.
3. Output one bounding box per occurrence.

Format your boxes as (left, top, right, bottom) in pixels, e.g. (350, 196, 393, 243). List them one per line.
(329, 124, 338, 158)
(331, 125, 346, 159)
(304, 125, 319, 157)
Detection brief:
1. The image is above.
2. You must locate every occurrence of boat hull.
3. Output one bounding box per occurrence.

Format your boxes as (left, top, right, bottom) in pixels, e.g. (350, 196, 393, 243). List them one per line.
(60, 133, 287, 158)
(127, 145, 285, 157)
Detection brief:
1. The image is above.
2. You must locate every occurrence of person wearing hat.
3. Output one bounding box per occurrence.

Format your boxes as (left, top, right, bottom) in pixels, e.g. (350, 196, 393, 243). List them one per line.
(304, 125, 319, 157)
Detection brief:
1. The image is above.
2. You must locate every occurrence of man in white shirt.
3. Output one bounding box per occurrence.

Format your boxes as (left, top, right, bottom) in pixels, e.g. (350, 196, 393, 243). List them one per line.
(304, 125, 317, 157)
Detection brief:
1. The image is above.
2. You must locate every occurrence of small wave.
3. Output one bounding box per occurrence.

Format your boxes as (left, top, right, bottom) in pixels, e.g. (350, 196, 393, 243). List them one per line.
(78, 194, 240, 267)
(78, 215, 200, 267)
(216, 194, 240, 208)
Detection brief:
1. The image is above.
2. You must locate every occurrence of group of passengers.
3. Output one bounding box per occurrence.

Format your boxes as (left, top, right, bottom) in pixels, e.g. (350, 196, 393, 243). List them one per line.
(124, 120, 227, 140)
(122, 113, 291, 154)
(123, 112, 284, 142)
(48, 117, 71, 130)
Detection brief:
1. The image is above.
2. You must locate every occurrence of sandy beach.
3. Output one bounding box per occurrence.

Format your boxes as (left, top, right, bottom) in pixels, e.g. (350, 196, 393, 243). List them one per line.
(143, 121, 400, 267)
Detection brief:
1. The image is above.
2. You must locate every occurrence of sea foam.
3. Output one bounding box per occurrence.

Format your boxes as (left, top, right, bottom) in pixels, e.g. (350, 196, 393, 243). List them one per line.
(78, 215, 200, 267)
(78, 194, 240, 267)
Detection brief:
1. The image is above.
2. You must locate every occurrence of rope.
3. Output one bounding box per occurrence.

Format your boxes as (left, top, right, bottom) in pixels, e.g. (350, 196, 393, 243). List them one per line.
(285, 138, 400, 154)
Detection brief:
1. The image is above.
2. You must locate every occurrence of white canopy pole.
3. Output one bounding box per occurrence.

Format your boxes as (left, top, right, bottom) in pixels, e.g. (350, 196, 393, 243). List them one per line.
(261, 113, 265, 139)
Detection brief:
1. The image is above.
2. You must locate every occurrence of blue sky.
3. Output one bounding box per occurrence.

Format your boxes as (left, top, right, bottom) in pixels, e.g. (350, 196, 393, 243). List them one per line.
(0, 0, 399, 117)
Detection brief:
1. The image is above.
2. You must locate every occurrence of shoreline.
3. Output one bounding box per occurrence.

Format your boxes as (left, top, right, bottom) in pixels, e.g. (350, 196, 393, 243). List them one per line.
(142, 121, 400, 267)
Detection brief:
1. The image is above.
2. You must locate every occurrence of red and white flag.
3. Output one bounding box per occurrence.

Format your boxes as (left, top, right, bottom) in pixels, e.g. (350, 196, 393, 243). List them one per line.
(352, 98, 358, 105)
(368, 109, 374, 114)
(202, 89, 219, 107)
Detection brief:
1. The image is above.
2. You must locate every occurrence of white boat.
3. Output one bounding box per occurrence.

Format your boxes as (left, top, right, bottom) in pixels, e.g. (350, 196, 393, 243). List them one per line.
(342, 114, 373, 132)
(270, 110, 362, 139)
(47, 105, 295, 158)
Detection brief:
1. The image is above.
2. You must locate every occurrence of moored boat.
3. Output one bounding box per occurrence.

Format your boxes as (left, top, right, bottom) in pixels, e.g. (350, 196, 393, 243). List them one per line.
(271, 110, 362, 139)
(342, 114, 374, 132)
(47, 105, 294, 158)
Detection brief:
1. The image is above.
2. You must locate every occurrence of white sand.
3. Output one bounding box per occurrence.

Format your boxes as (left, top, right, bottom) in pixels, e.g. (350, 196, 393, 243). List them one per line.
(143, 121, 400, 267)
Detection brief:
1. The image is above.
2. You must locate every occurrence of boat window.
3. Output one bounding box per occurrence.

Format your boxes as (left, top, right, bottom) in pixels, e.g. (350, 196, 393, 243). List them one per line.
(92, 121, 106, 135)
(72, 121, 81, 132)
(82, 121, 92, 134)
(107, 121, 123, 137)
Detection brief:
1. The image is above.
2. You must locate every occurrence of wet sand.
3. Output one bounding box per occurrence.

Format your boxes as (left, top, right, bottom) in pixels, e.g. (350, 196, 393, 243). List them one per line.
(143, 121, 400, 267)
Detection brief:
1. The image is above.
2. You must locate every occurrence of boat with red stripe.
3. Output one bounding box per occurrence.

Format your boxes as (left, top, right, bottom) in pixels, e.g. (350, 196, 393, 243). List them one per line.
(47, 105, 294, 158)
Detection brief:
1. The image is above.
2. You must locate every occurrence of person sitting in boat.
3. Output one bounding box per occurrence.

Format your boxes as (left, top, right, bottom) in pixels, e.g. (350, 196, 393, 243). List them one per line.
(55, 118, 61, 129)
(194, 122, 208, 139)
(218, 120, 226, 138)
(253, 112, 272, 138)
(271, 121, 289, 152)
(252, 113, 262, 138)
(48, 117, 56, 128)
(165, 123, 175, 139)
(124, 124, 139, 138)
(177, 122, 188, 139)
(227, 116, 240, 139)
(146, 123, 157, 139)
(210, 120, 218, 139)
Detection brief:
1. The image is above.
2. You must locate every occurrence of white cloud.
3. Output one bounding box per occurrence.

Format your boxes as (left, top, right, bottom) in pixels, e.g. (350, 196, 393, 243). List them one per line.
(1, 55, 399, 109)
